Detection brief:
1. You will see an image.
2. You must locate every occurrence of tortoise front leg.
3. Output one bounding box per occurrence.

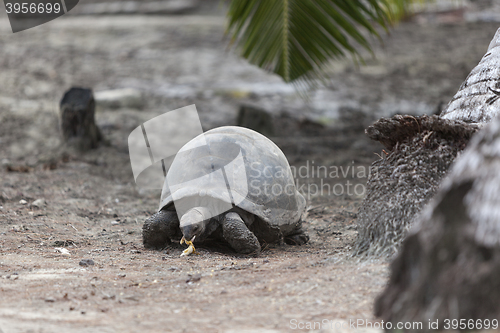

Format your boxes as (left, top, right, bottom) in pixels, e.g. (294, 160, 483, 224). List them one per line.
(143, 210, 180, 249)
(284, 220, 309, 245)
(222, 212, 261, 255)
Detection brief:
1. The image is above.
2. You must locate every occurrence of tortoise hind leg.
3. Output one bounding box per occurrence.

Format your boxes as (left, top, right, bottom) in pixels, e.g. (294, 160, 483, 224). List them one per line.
(222, 212, 261, 255)
(143, 210, 180, 249)
(284, 220, 309, 245)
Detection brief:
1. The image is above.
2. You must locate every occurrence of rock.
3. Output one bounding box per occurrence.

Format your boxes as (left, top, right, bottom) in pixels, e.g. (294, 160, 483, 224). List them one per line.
(55, 247, 71, 256)
(32, 199, 46, 208)
(60, 87, 103, 151)
(94, 88, 143, 109)
(19, 199, 27, 205)
(236, 104, 275, 137)
(186, 273, 201, 283)
(236, 105, 328, 139)
(79, 259, 95, 267)
(6, 164, 32, 173)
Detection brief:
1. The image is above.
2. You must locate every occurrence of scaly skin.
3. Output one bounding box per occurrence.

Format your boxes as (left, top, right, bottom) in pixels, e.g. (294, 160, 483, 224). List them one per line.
(142, 210, 179, 249)
(222, 212, 261, 255)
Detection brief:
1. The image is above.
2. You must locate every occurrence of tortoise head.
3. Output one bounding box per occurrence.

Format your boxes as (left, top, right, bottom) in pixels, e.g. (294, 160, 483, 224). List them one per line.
(179, 207, 212, 243)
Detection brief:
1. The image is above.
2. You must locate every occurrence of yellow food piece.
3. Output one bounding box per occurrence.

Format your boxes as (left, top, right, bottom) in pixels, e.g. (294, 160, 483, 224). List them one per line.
(180, 239, 199, 257)
(181, 245, 194, 256)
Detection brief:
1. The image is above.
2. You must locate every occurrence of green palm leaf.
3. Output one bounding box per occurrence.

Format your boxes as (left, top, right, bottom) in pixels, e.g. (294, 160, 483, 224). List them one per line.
(226, 0, 417, 85)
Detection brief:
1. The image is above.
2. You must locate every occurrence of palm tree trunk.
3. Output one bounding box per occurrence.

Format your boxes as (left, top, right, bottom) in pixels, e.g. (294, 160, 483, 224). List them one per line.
(373, 27, 500, 330)
(353, 27, 500, 257)
(441, 28, 500, 123)
(375, 93, 500, 331)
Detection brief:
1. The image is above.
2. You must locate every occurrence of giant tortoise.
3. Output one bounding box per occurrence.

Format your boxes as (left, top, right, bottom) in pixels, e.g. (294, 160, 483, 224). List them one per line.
(142, 126, 309, 255)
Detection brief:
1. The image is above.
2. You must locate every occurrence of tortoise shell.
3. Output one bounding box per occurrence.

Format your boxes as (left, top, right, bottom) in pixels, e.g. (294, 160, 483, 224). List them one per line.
(159, 126, 305, 231)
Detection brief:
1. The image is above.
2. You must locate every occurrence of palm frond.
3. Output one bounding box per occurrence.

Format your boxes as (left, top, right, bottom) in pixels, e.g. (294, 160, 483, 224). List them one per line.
(226, 0, 416, 86)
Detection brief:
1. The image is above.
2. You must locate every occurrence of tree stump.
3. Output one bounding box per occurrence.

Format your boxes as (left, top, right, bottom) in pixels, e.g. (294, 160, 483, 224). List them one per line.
(60, 87, 102, 151)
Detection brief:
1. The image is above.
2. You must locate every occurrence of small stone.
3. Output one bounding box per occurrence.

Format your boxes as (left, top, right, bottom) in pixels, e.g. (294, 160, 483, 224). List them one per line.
(45, 297, 56, 302)
(79, 259, 95, 267)
(186, 273, 201, 283)
(118, 273, 126, 278)
(19, 199, 28, 205)
(55, 247, 71, 256)
(32, 199, 46, 208)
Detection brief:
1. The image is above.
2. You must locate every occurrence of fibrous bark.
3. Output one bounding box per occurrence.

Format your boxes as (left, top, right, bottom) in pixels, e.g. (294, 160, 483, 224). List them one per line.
(353, 115, 479, 257)
(375, 112, 500, 331)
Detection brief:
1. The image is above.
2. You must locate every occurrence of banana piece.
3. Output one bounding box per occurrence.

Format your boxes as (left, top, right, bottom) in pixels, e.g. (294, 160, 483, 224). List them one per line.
(180, 237, 199, 257)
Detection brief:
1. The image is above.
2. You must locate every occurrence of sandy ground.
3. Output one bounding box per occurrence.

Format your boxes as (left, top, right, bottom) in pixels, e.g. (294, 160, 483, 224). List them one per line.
(0, 7, 499, 333)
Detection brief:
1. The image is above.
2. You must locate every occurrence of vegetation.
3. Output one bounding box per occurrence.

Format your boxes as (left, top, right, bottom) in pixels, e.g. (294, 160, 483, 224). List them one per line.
(226, 0, 427, 86)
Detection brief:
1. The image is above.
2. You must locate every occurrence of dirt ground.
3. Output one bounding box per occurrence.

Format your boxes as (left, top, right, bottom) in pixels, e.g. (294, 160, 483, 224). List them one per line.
(1, 5, 499, 333)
